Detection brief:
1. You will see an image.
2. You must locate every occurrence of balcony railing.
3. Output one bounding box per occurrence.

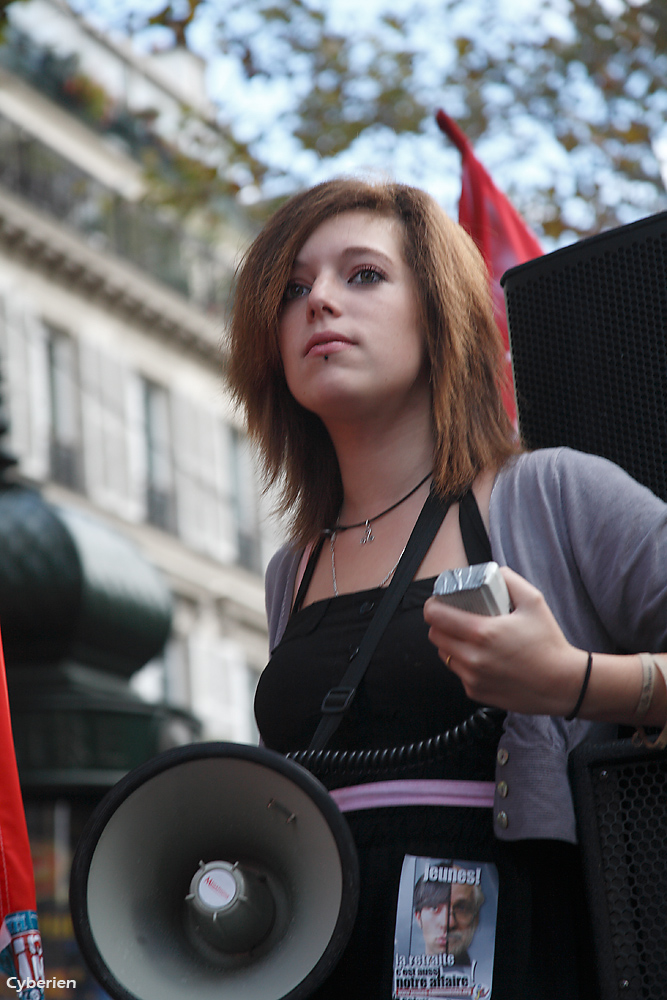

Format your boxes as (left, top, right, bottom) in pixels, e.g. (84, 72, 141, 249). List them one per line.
(0, 113, 230, 313)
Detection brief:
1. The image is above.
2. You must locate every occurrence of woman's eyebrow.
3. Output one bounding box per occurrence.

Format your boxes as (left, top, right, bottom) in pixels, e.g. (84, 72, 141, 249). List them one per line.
(292, 245, 395, 270)
(340, 245, 394, 264)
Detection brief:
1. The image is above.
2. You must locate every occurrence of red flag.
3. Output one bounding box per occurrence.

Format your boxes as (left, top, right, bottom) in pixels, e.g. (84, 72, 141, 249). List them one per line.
(0, 630, 44, 999)
(436, 110, 543, 424)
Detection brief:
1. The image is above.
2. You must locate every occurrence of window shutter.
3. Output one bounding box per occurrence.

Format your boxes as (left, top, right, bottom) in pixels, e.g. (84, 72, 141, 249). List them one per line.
(79, 339, 134, 518)
(125, 370, 147, 523)
(188, 630, 255, 743)
(171, 392, 235, 562)
(0, 294, 49, 480)
(230, 428, 262, 573)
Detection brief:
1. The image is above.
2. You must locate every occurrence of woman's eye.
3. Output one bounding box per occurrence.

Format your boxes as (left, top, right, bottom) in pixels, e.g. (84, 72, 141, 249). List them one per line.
(283, 281, 309, 302)
(350, 267, 384, 285)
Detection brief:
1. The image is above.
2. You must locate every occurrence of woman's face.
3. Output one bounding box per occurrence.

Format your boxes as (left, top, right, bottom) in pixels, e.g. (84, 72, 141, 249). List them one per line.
(278, 210, 429, 426)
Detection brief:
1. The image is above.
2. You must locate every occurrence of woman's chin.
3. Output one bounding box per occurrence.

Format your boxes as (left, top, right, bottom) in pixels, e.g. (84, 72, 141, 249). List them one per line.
(292, 378, 369, 422)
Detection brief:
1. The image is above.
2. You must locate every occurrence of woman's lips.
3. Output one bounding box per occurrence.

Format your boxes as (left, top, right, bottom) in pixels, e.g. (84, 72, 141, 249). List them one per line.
(304, 333, 353, 357)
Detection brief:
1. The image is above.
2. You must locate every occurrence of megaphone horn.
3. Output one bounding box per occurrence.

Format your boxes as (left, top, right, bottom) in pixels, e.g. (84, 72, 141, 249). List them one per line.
(69, 742, 359, 1000)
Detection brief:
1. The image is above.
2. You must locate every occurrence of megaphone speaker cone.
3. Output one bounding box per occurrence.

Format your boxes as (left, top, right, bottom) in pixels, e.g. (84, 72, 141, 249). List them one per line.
(70, 743, 359, 1000)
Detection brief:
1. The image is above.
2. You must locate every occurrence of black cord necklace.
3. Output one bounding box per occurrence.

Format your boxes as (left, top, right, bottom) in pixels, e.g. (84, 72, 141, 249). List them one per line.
(332, 469, 433, 544)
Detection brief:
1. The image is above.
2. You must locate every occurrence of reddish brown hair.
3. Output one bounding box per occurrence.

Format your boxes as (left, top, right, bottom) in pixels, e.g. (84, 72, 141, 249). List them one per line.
(226, 177, 517, 544)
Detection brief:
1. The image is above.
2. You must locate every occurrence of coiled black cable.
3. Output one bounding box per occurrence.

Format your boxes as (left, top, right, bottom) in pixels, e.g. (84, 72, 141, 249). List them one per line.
(286, 705, 505, 777)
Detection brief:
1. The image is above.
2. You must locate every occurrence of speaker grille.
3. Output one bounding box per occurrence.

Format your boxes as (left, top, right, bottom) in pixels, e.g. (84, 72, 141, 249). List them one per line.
(569, 741, 667, 1000)
(502, 212, 667, 500)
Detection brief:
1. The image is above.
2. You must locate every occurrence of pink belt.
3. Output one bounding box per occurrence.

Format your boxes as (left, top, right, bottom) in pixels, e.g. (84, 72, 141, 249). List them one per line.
(330, 778, 495, 813)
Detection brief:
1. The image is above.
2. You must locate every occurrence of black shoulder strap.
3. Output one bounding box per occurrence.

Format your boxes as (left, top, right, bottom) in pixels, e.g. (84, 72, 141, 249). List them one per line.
(459, 489, 493, 564)
(308, 489, 454, 753)
(292, 535, 326, 615)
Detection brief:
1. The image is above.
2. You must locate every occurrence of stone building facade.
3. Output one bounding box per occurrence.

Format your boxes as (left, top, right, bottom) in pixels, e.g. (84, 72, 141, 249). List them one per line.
(0, 0, 279, 747)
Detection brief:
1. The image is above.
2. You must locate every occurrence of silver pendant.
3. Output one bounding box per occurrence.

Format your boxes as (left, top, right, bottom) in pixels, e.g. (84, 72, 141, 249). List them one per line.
(361, 520, 374, 544)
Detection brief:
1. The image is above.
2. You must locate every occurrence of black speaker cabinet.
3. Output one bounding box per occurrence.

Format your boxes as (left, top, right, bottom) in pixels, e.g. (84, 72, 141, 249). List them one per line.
(504, 217, 667, 999)
(569, 739, 667, 1000)
(501, 211, 667, 500)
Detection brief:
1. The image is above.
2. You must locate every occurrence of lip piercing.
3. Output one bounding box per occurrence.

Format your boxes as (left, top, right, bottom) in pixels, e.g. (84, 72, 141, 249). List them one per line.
(324, 354, 329, 361)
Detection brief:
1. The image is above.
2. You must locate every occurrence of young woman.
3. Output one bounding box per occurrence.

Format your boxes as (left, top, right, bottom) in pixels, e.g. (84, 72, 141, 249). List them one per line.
(226, 178, 667, 999)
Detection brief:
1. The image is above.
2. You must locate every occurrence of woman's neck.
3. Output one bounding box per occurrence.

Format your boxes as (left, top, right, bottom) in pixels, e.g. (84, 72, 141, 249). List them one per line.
(327, 407, 435, 526)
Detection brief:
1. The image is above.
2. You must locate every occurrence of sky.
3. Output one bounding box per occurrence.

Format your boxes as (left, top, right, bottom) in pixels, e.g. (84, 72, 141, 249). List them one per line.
(40, 0, 667, 241)
(61, 0, 573, 219)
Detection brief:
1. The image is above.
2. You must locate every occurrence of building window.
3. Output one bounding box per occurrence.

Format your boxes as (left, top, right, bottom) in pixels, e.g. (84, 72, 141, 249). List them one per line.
(143, 378, 176, 531)
(230, 428, 261, 573)
(47, 326, 82, 490)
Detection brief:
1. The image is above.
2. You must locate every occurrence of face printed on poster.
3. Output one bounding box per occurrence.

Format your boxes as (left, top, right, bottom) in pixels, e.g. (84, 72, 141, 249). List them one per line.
(393, 856, 498, 999)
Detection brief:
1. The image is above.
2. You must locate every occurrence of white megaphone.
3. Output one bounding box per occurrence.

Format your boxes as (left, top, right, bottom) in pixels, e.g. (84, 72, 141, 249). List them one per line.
(69, 742, 359, 1000)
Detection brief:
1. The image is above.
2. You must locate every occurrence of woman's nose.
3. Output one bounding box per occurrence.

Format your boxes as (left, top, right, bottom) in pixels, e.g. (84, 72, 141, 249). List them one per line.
(307, 273, 340, 318)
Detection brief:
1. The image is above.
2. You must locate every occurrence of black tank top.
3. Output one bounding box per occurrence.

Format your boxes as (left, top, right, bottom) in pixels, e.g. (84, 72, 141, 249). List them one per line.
(254, 576, 497, 783)
(255, 490, 498, 781)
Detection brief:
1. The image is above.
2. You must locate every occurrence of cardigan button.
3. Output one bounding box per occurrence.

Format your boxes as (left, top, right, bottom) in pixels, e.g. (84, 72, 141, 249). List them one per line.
(496, 811, 509, 830)
(359, 601, 375, 615)
(496, 748, 509, 766)
(497, 781, 509, 798)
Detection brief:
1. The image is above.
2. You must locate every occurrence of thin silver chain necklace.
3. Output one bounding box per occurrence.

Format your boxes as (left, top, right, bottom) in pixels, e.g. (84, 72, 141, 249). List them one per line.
(330, 531, 408, 597)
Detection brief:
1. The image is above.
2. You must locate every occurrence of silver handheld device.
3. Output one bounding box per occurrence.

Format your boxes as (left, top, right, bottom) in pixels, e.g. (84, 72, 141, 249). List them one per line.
(432, 561, 512, 616)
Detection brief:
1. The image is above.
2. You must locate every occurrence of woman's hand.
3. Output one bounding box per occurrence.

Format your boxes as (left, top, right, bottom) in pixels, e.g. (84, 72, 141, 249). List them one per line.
(423, 567, 586, 716)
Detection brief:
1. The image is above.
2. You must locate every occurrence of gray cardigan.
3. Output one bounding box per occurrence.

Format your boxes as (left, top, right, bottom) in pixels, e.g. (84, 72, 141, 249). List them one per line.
(264, 448, 667, 843)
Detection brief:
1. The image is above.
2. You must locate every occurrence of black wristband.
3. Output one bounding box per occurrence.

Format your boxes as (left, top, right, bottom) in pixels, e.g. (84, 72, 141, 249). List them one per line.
(565, 651, 593, 721)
